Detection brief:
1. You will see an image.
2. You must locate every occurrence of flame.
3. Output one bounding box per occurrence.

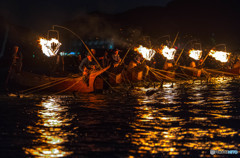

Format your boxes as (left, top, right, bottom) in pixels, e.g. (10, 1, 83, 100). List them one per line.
(189, 49, 202, 60)
(209, 50, 230, 63)
(134, 45, 156, 61)
(161, 46, 176, 60)
(39, 38, 62, 57)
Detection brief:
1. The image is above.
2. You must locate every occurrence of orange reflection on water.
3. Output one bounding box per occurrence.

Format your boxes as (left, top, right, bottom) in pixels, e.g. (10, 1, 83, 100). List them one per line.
(128, 79, 239, 157)
(23, 97, 73, 157)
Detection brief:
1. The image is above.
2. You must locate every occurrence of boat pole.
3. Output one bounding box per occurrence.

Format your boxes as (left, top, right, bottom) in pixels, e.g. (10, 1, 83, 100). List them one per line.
(171, 32, 179, 48)
(120, 47, 131, 65)
(174, 48, 184, 66)
(52, 25, 102, 69)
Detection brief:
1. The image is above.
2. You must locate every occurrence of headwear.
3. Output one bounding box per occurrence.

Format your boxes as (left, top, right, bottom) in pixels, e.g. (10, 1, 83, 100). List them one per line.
(90, 48, 96, 52)
(115, 48, 121, 52)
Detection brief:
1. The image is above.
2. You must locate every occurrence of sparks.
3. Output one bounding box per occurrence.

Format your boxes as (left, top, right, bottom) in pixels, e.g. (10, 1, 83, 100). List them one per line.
(161, 45, 176, 60)
(134, 45, 156, 61)
(209, 50, 230, 63)
(189, 49, 202, 60)
(39, 38, 62, 57)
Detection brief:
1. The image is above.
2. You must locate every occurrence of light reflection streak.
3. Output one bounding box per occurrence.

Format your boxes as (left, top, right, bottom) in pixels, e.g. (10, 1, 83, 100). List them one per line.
(127, 78, 239, 157)
(23, 97, 73, 157)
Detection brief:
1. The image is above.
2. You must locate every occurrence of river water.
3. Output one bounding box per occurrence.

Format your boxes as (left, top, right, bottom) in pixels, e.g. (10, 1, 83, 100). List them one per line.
(0, 77, 239, 158)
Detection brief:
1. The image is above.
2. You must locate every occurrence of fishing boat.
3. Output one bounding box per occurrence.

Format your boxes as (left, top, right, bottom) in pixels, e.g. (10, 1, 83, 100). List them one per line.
(8, 66, 110, 93)
(162, 61, 176, 79)
(126, 61, 143, 82)
(180, 64, 202, 78)
(108, 65, 124, 85)
(228, 67, 240, 75)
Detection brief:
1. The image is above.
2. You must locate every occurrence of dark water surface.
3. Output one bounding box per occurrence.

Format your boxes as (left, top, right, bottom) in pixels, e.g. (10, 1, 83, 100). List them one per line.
(0, 77, 239, 158)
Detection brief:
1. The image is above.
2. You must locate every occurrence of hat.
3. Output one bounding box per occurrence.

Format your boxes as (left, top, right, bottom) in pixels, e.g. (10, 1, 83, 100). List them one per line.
(115, 48, 121, 52)
(90, 48, 96, 52)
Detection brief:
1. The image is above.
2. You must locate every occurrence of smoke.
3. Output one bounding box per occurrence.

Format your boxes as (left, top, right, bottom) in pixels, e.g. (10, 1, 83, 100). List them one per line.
(64, 13, 145, 48)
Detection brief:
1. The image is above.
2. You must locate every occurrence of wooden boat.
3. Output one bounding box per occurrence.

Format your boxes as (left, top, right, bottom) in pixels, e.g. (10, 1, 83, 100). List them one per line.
(228, 67, 240, 75)
(109, 72, 122, 84)
(162, 61, 175, 79)
(9, 66, 110, 93)
(108, 65, 124, 85)
(180, 64, 202, 78)
(126, 61, 143, 82)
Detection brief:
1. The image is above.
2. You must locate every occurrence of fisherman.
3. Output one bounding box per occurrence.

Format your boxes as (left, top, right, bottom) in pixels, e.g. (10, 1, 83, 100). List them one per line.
(79, 53, 96, 74)
(133, 52, 144, 65)
(53, 52, 64, 74)
(79, 53, 96, 85)
(99, 50, 110, 68)
(111, 49, 122, 67)
(5, 45, 23, 90)
(147, 55, 157, 68)
(90, 48, 96, 56)
(12, 45, 22, 73)
(132, 52, 150, 80)
(233, 57, 240, 69)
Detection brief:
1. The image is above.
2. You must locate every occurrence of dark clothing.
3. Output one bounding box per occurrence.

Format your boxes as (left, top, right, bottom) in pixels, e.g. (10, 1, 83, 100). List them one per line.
(79, 57, 95, 72)
(12, 51, 23, 73)
(111, 54, 121, 65)
(147, 57, 157, 68)
(53, 54, 63, 73)
(103, 55, 110, 67)
(133, 54, 143, 65)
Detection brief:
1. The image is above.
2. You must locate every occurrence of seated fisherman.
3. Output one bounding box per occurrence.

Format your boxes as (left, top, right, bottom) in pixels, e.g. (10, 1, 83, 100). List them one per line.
(134, 52, 144, 65)
(111, 49, 122, 67)
(127, 52, 143, 70)
(130, 52, 149, 79)
(79, 53, 96, 77)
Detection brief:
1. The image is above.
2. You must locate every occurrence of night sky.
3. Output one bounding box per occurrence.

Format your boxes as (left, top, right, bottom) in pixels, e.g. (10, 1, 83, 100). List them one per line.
(0, 0, 173, 30)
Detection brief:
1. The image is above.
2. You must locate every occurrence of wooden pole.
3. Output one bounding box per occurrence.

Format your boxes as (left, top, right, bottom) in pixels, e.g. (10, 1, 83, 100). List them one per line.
(120, 47, 131, 65)
(175, 48, 184, 66)
(171, 32, 179, 48)
(52, 25, 102, 69)
(200, 51, 210, 66)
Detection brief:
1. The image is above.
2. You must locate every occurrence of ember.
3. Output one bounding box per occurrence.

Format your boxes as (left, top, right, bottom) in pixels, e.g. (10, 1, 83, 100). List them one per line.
(189, 49, 202, 60)
(209, 50, 230, 63)
(134, 45, 156, 61)
(161, 46, 176, 60)
(39, 38, 62, 57)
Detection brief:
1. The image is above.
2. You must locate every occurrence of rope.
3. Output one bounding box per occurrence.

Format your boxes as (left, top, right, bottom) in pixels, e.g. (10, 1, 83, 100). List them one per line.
(149, 69, 164, 82)
(24, 77, 72, 94)
(52, 78, 81, 95)
(20, 77, 69, 93)
(149, 68, 175, 81)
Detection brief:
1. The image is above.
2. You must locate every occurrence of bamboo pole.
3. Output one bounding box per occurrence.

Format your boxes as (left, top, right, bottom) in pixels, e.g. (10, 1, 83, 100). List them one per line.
(52, 25, 102, 69)
(200, 51, 210, 66)
(150, 69, 175, 81)
(205, 68, 239, 76)
(150, 67, 189, 79)
(174, 48, 184, 66)
(120, 47, 131, 65)
(171, 32, 179, 48)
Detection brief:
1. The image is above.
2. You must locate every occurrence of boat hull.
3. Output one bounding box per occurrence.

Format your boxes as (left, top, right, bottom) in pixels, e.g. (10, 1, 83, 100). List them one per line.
(9, 66, 109, 93)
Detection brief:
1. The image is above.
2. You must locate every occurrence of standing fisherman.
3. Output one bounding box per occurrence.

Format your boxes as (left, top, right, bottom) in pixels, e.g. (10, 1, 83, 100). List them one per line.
(99, 50, 110, 68)
(5, 45, 23, 90)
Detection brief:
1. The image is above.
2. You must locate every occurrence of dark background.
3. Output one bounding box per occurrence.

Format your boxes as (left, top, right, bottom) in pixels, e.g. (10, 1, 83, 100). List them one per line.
(0, 0, 240, 77)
